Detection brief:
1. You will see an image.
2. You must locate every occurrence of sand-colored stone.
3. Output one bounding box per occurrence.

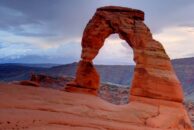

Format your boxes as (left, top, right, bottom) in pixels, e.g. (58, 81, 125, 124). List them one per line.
(0, 83, 192, 130)
(67, 6, 184, 102)
(66, 60, 99, 95)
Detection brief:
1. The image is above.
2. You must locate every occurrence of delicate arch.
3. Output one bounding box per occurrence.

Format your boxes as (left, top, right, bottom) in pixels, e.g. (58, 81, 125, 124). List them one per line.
(66, 6, 183, 102)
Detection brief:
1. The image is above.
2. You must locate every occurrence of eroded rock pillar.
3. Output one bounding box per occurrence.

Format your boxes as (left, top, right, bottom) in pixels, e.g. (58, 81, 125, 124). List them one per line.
(66, 6, 184, 103)
(66, 11, 114, 95)
(64, 6, 193, 129)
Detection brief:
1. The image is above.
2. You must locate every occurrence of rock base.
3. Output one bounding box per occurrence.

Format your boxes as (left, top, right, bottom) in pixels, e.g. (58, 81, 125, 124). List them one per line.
(66, 82, 98, 95)
(0, 83, 193, 130)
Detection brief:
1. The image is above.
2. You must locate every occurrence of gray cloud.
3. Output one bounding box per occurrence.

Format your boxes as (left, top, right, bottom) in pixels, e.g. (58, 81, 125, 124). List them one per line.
(184, 52, 194, 58)
(0, 0, 194, 64)
(178, 23, 194, 32)
(1, 0, 194, 36)
(0, 0, 96, 38)
(179, 23, 194, 27)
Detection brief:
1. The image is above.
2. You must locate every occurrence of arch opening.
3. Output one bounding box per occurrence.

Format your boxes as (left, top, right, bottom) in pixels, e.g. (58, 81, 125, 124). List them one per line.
(94, 34, 135, 104)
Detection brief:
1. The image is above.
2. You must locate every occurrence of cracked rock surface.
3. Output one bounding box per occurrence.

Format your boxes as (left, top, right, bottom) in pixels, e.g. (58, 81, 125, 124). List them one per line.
(0, 83, 193, 130)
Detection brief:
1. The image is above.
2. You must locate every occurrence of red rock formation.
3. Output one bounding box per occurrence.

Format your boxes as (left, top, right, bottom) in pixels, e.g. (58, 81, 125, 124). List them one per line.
(15, 74, 74, 89)
(65, 60, 99, 95)
(66, 6, 184, 103)
(19, 80, 40, 87)
(0, 83, 193, 130)
(30, 74, 74, 89)
(63, 6, 193, 129)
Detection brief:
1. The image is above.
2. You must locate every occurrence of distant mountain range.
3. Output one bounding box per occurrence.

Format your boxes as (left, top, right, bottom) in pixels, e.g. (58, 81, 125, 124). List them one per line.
(0, 57, 194, 97)
(171, 57, 194, 100)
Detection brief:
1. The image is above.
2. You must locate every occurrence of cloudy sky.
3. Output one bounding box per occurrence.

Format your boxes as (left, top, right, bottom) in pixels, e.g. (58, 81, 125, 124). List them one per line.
(0, 0, 194, 64)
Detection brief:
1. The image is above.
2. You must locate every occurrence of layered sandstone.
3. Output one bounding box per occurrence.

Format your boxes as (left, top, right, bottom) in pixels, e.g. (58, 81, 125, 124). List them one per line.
(66, 6, 184, 103)
(0, 83, 193, 130)
(0, 5, 188, 130)
(64, 6, 193, 129)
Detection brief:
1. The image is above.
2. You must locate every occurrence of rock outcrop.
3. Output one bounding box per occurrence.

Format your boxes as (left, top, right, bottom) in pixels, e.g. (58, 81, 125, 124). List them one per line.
(17, 80, 40, 87)
(65, 6, 193, 129)
(0, 6, 191, 130)
(66, 6, 183, 102)
(185, 101, 194, 127)
(30, 74, 74, 89)
(0, 83, 193, 130)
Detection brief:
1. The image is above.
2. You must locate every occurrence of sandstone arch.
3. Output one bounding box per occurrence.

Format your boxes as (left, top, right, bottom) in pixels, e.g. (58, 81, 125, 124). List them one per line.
(66, 6, 184, 102)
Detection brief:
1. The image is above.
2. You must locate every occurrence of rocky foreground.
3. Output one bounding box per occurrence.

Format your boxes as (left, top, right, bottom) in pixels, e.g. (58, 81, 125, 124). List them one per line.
(0, 83, 193, 130)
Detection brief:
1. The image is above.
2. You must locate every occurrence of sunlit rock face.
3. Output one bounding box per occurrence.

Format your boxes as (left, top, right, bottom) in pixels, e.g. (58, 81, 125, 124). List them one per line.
(0, 5, 191, 129)
(1, 83, 192, 130)
(64, 6, 193, 129)
(66, 6, 183, 102)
